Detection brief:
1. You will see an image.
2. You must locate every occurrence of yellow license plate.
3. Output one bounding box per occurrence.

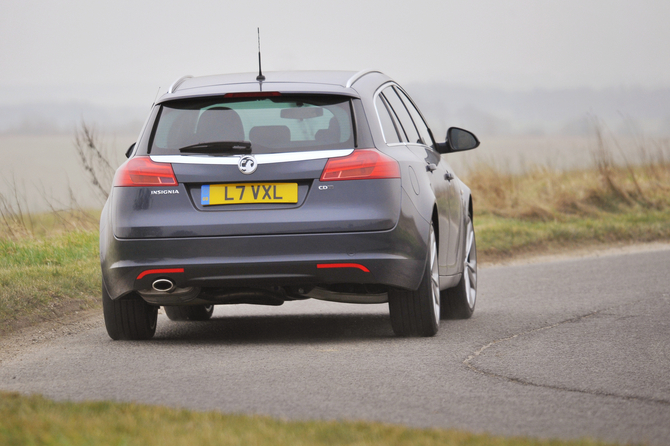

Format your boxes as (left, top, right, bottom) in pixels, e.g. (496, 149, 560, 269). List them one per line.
(201, 183, 298, 205)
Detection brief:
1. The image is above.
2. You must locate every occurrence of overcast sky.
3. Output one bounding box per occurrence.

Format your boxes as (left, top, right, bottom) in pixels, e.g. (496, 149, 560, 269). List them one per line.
(1, 0, 669, 107)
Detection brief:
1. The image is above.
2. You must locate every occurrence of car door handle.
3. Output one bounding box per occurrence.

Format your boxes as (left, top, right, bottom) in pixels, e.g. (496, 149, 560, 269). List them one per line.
(426, 163, 438, 172)
(444, 172, 454, 181)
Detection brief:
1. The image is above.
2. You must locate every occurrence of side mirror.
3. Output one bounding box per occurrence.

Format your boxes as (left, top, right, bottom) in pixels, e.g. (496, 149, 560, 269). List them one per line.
(446, 127, 479, 152)
(125, 143, 136, 159)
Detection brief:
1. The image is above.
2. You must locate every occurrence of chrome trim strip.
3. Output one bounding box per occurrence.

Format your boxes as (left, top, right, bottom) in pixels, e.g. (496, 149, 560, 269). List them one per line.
(345, 69, 382, 88)
(150, 148, 354, 165)
(168, 75, 193, 94)
(373, 89, 390, 145)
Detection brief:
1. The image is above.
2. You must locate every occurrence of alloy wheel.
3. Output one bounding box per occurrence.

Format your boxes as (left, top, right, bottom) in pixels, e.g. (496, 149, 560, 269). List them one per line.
(463, 217, 477, 309)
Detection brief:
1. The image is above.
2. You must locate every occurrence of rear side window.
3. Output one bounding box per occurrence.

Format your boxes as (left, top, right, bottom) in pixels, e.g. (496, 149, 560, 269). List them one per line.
(395, 87, 434, 148)
(149, 94, 355, 155)
(375, 95, 402, 144)
(381, 86, 421, 145)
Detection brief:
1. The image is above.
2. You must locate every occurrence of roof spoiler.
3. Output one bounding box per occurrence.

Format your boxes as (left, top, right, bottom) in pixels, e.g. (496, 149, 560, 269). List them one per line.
(346, 70, 382, 88)
(168, 75, 193, 94)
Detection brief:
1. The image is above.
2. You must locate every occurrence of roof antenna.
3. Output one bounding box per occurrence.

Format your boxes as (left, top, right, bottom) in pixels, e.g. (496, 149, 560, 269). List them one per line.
(256, 28, 266, 82)
(152, 87, 161, 106)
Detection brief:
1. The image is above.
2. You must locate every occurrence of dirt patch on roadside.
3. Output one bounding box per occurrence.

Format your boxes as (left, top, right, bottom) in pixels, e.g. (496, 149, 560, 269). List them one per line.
(0, 307, 102, 365)
(0, 299, 99, 338)
(481, 240, 670, 267)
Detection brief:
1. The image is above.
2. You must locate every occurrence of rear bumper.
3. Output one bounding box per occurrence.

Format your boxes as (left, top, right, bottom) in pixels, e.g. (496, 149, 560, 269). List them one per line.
(101, 192, 429, 300)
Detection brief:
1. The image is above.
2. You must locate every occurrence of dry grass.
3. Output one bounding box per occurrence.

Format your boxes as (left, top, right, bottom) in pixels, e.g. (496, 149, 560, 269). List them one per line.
(0, 121, 111, 240)
(462, 127, 670, 260)
(0, 200, 99, 240)
(73, 121, 116, 202)
(0, 175, 101, 241)
(465, 130, 670, 222)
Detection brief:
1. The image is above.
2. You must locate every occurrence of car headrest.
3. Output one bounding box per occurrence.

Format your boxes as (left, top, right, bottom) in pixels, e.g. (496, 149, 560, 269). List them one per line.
(196, 107, 245, 143)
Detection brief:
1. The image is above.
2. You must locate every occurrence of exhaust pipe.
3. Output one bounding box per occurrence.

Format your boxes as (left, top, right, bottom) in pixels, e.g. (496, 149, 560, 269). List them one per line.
(152, 278, 176, 293)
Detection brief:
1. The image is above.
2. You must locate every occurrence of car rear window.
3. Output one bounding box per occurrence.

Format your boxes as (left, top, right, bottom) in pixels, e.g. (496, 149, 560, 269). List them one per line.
(149, 94, 355, 155)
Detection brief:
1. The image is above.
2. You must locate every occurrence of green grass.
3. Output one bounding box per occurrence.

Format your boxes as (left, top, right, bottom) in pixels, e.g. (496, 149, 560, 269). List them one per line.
(476, 209, 670, 260)
(0, 230, 100, 336)
(0, 391, 619, 446)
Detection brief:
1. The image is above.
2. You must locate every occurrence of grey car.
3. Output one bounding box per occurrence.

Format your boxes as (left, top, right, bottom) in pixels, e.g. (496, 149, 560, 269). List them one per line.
(100, 70, 479, 340)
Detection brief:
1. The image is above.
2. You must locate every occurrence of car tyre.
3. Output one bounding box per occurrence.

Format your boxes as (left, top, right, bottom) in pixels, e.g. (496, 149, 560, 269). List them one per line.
(388, 223, 440, 337)
(164, 305, 214, 321)
(440, 213, 477, 320)
(102, 284, 158, 340)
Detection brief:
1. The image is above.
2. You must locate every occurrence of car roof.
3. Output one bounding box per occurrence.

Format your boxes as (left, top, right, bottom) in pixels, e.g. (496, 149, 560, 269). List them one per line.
(157, 70, 391, 103)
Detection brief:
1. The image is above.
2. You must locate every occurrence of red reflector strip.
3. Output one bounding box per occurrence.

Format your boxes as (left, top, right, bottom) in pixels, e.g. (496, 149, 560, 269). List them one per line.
(317, 263, 370, 273)
(137, 268, 185, 280)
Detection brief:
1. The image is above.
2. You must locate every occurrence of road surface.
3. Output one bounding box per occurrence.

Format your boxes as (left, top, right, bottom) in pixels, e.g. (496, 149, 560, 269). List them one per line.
(1, 246, 669, 444)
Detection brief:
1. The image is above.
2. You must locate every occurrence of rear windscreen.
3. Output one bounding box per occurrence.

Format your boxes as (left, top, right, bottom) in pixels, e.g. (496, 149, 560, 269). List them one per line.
(149, 94, 355, 155)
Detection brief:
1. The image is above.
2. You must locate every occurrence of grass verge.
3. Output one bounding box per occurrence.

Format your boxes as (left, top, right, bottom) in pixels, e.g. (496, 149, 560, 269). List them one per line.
(0, 230, 100, 336)
(0, 391, 619, 446)
(476, 209, 670, 261)
(464, 136, 670, 261)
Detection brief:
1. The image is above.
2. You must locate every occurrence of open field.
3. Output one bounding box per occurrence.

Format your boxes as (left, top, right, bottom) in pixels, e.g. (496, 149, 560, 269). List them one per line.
(0, 133, 133, 213)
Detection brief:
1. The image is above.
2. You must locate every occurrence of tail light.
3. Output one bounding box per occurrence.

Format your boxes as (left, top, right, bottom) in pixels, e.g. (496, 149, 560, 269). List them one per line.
(320, 149, 400, 181)
(113, 157, 178, 187)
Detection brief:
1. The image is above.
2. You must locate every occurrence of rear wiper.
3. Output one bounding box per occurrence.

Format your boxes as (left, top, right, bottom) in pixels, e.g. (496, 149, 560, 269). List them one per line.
(179, 141, 252, 154)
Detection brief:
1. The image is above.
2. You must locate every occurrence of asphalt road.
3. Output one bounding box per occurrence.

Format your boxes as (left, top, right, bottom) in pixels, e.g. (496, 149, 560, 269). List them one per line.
(1, 247, 669, 445)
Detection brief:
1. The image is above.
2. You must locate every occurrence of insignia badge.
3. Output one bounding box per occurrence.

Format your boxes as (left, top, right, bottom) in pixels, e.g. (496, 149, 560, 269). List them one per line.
(238, 155, 257, 175)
